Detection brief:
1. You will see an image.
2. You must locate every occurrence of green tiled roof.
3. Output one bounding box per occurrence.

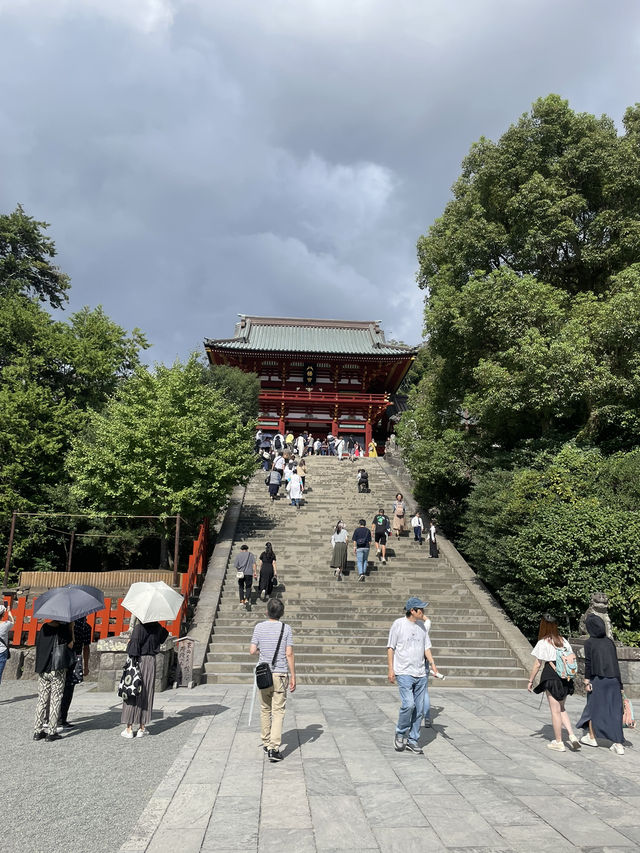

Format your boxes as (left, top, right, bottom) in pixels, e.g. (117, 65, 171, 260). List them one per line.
(205, 316, 416, 356)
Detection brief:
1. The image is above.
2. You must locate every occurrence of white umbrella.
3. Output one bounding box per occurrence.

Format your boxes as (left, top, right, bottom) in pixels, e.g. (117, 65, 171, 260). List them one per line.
(121, 581, 184, 623)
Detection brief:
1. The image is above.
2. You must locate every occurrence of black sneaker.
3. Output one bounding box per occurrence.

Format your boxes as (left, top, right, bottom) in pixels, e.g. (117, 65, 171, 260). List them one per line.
(358, 574, 365, 582)
(394, 733, 406, 752)
(423, 718, 432, 728)
(33, 731, 46, 741)
(61, 721, 75, 729)
(263, 746, 269, 754)
(46, 733, 62, 742)
(405, 740, 424, 755)
(268, 749, 284, 762)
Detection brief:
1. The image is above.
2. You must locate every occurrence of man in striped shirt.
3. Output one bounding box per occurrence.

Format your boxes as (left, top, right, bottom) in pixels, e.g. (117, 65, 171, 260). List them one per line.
(249, 598, 296, 762)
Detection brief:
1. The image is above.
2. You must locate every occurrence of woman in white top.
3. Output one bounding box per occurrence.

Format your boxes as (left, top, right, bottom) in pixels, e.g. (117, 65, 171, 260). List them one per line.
(527, 613, 580, 753)
(330, 521, 349, 580)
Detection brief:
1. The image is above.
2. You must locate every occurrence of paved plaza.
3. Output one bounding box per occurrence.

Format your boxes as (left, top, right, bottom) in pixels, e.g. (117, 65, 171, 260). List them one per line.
(4, 680, 640, 852)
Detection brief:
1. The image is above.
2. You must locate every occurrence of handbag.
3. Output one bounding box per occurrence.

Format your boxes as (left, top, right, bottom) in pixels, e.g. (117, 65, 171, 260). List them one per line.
(50, 639, 75, 671)
(118, 656, 143, 701)
(623, 693, 636, 728)
(71, 652, 84, 686)
(255, 622, 286, 690)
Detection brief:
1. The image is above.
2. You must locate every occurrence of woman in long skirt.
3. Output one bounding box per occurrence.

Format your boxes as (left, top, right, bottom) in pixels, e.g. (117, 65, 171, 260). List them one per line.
(392, 494, 406, 537)
(330, 521, 348, 581)
(258, 543, 278, 601)
(527, 614, 580, 752)
(121, 620, 168, 739)
(577, 615, 625, 754)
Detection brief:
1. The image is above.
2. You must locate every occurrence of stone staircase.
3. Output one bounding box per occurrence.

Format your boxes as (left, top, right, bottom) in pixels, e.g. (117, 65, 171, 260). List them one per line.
(204, 457, 529, 687)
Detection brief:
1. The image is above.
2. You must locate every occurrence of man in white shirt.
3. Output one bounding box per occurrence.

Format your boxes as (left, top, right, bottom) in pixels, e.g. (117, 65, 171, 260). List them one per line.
(387, 597, 439, 754)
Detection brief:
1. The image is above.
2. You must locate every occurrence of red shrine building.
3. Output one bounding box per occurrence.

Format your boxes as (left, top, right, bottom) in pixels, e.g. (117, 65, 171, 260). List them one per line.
(204, 316, 417, 450)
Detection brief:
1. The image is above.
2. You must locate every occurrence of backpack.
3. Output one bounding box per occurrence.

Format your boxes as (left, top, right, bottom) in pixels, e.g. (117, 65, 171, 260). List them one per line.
(554, 642, 578, 680)
(274, 435, 283, 450)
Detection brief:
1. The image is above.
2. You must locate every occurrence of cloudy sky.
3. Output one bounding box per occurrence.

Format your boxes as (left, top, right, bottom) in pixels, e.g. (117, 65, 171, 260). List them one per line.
(1, 0, 639, 362)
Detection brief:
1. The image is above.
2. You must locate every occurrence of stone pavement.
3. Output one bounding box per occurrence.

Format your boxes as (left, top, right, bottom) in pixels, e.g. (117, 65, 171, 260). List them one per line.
(5, 681, 640, 852)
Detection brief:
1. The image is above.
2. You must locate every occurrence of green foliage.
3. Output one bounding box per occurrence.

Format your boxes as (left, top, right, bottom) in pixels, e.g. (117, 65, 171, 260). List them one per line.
(205, 363, 259, 424)
(0, 205, 70, 309)
(67, 356, 256, 523)
(402, 95, 640, 644)
(460, 446, 640, 643)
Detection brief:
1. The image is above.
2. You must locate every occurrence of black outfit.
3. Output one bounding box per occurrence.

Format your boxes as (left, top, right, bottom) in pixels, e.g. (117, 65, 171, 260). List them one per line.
(357, 472, 369, 493)
(259, 551, 277, 598)
(372, 514, 390, 545)
(533, 661, 574, 702)
(126, 621, 168, 657)
(60, 617, 92, 724)
(577, 615, 624, 743)
(35, 622, 72, 674)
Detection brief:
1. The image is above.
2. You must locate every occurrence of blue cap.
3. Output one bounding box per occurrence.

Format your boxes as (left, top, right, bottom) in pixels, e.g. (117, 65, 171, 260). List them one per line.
(405, 596, 429, 611)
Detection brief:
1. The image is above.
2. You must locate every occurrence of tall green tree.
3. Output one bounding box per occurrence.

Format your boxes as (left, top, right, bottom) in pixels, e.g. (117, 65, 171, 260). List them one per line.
(0, 205, 70, 308)
(403, 96, 640, 525)
(0, 208, 148, 576)
(66, 357, 256, 568)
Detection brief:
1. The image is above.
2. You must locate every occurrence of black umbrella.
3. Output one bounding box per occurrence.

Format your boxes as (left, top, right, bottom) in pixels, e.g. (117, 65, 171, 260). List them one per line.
(33, 584, 105, 623)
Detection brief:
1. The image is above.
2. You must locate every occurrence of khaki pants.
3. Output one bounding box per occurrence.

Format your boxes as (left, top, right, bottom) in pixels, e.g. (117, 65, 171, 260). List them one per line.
(259, 674, 288, 750)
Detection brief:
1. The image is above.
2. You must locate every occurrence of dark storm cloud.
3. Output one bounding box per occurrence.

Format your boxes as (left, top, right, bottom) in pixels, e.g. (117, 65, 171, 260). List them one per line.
(0, 0, 639, 360)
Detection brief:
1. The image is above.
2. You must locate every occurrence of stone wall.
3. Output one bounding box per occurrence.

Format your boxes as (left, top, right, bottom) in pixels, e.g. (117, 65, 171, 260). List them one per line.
(570, 637, 640, 700)
(95, 635, 176, 693)
(3, 637, 176, 694)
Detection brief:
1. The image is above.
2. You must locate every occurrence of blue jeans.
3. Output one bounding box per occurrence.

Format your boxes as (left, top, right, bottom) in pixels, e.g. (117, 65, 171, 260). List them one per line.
(355, 547, 369, 575)
(395, 674, 427, 742)
(423, 670, 431, 720)
(0, 650, 7, 684)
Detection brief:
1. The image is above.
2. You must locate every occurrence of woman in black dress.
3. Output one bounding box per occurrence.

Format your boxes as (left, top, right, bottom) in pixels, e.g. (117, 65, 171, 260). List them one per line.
(121, 619, 168, 739)
(527, 614, 581, 752)
(258, 542, 278, 601)
(577, 615, 625, 755)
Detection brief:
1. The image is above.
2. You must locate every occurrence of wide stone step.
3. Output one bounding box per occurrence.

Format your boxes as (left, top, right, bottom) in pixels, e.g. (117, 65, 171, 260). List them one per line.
(203, 672, 526, 688)
(204, 660, 524, 677)
(212, 614, 498, 645)
(203, 457, 529, 688)
(208, 640, 510, 655)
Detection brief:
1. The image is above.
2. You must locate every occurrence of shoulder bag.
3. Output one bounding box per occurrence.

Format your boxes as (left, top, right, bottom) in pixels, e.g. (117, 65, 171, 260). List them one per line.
(255, 622, 286, 690)
(118, 656, 143, 701)
(50, 638, 75, 671)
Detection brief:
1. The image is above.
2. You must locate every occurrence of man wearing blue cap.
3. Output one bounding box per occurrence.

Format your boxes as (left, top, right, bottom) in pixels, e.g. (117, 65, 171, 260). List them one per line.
(387, 597, 439, 754)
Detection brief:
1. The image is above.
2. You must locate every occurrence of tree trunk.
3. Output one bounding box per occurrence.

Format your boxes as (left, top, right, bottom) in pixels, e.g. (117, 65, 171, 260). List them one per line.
(159, 534, 169, 570)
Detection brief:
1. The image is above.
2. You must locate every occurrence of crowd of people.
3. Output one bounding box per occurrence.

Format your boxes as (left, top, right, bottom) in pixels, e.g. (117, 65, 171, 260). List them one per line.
(256, 429, 377, 465)
(1, 434, 630, 765)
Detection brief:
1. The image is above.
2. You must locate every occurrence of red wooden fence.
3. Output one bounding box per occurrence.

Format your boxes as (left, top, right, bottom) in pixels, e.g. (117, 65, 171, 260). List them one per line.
(1, 519, 208, 645)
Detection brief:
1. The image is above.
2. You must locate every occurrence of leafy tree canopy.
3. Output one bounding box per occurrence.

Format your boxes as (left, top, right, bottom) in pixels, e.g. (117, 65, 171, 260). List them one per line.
(66, 356, 256, 523)
(0, 205, 70, 309)
(205, 362, 259, 424)
(401, 95, 640, 643)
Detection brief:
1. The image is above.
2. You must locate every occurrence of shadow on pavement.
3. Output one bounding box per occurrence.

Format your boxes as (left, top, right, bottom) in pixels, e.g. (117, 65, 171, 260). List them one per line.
(1, 693, 38, 703)
(281, 723, 324, 755)
(63, 703, 229, 736)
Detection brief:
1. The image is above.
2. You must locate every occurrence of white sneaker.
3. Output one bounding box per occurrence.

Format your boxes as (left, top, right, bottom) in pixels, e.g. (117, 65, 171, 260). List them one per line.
(547, 740, 565, 752)
(580, 734, 598, 747)
(121, 729, 134, 739)
(136, 729, 149, 738)
(567, 735, 581, 751)
(610, 743, 625, 755)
